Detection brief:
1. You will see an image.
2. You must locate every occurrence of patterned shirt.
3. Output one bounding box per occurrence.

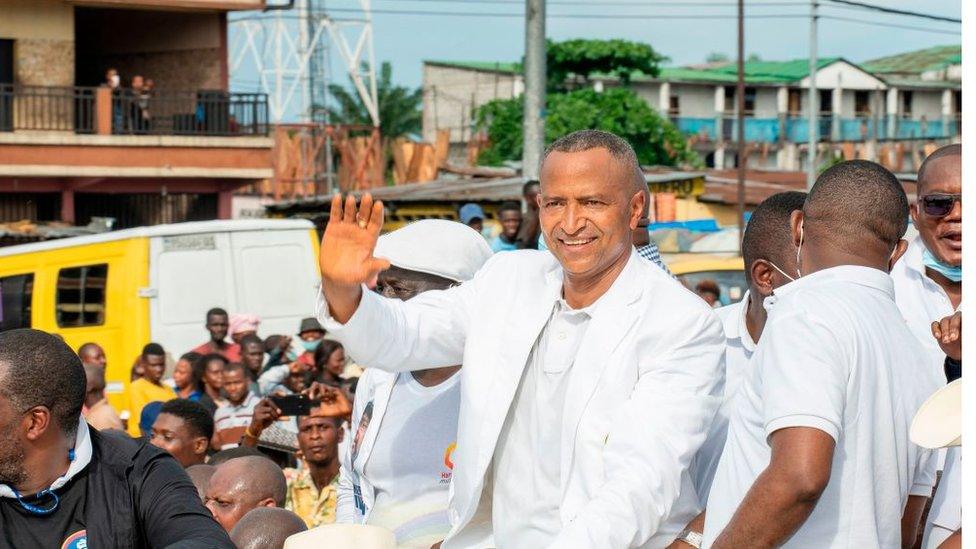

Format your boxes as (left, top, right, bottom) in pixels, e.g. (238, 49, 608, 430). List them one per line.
(284, 467, 340, 528)
(636, 241, 672, 275)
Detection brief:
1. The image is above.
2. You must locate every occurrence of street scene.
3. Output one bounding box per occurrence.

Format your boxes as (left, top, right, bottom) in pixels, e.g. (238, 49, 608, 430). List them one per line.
(0, 0, 965, 548)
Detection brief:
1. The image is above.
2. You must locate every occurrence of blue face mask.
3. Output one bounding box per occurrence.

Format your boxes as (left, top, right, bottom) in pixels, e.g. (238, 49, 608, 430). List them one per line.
(922, 248, 962, 282)
(300, 338, 322, 353)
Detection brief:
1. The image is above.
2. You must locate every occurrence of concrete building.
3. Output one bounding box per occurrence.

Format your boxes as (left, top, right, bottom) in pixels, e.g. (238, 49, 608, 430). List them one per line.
(0, 0, 273, 229)
(422, 45, 960, 171)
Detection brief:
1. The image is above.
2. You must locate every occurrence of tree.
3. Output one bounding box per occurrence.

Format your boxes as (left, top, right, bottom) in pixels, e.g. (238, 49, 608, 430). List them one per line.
(747, 52, 762, 62)
(475, 88, 701, 168)
(325, 61, 422, 139)
(547, 38, 668, 91)
(705, 52, 730, 63)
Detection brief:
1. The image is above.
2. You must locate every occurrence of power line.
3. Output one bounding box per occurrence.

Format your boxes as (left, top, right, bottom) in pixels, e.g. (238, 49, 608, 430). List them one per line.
(822, 0, 960, 24)
(234, 7, 810, 20)
(373, 0, 807, 5)
(820, 15, 961, 35)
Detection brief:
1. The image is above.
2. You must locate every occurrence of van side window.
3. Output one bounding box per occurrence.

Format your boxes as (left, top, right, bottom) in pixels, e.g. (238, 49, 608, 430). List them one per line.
(56, 264, 108, 327)
(0, 273, 34, 331)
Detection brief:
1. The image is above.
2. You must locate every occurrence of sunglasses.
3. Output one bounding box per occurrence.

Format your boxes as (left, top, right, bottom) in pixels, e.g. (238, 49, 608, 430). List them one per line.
(920, 194, 962, 218)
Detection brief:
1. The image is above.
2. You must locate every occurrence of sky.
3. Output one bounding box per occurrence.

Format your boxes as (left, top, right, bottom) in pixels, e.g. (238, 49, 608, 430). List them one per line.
(228, 0, 961, 121)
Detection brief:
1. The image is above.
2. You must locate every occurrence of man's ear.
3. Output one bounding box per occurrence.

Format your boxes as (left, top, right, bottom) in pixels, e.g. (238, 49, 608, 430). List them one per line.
(337, 424, 346, 444)
(790, 210, 804, 248)
(909, 202, 919, 227)
(630, 191, 646, 230)
(888, 239, 909, 272)
(193, 436, 209, 456)
(750, 260, 775, 297)
(259, 497, 277, 509)
(24, 406, 52, 442)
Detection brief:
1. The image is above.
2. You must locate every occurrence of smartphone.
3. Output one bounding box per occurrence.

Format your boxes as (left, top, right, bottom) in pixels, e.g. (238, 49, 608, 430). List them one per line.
(270, 394, 318, 416)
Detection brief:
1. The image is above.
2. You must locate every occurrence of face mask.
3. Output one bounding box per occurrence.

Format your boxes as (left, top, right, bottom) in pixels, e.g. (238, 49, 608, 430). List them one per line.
(794, 224, 804, 279)
(300, 338, 322, 353)
(766, 260, 796, 283)
(922, 248, 962, 282)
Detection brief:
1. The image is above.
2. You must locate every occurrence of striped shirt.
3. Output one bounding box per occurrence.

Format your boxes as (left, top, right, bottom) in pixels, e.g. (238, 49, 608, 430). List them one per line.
(213, 392, 261, 450)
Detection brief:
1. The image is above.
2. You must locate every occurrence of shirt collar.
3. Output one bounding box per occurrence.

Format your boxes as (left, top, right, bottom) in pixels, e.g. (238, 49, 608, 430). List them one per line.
(545, 248, 644, 317)
(0, 417, 93, 498)
(902, 236, 929, 278)
(773, 264, 895, 301)
(722, 291, 757, 352)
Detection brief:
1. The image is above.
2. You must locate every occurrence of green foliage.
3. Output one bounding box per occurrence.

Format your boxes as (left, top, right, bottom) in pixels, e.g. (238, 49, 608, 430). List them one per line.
(706, 52, 730, 63)
(547, 39, 667, 91)
(475, 88, 700, 168)
(325, 61, 422, 139)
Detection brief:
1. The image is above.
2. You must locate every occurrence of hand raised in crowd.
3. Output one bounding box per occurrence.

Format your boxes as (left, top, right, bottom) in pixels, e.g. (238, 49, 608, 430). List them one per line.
(246, 396, 283, 442)
(320, 193, 391, 323)
(931, 311, 961, 361)
(278, 335, 293, 354)
(289, 360, 311, 375)
(305, 381, 341, 405)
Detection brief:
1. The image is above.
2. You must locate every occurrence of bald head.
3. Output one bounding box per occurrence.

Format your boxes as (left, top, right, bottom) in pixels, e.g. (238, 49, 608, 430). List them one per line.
(205, 456, 287, 531)
(78, 342, 106, 368)
(186, 463, 216, 501)
(804, 160, 908, 256)
(229, 507, 307, 549)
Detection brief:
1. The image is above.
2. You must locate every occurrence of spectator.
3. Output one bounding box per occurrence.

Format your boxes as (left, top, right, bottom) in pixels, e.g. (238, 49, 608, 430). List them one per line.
(212, 362, 260, 450)
(77, 342, 106, 368)
(313, 340, 354, 400)
(173, 351, 204, 401)
(138, 401, 164, 439)
(490, 201, 522, 252)
(295, 317, 326, 368)
(187, 463, 216, 501)
(197, 353, 229, 414)
(150, 399, 214, 468)
(239, 334, 266, 392)
(334, 219, 491, 547)
(126, 343, 175, 437)
(193, 308, 242, 362)
(127, 75, 148, 134)
(258, 357, 313, 397)
(632, 179, 671, 274)
(458, 203, 489, 239)
(245, 390, 350, 528)
(263, 334, 294, 370)
(104, 68, 120, 89)
(205, 455, 287, 532)
(230, 314, 261, 345)
(0, 329, 233, 548)
(516, 179, 541, 249)
(695, 279, 721, 308)
(82, 363, 124, 431)
(229, 507, 307, 549)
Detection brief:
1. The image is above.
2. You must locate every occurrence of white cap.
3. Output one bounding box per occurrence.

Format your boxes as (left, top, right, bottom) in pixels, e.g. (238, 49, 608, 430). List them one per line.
(374, 219, 493, 282)
(283, 524, 396, 549)
(910, 378, 961, 449)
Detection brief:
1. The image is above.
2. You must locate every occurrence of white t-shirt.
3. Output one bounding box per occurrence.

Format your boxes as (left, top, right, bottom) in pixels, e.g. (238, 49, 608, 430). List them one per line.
(491, 299, 592, 548)
(703, 266, 940, 548)
(364, 372, 460, 547)
(691, 294, 756, 504)
(890, 236, 955, 381)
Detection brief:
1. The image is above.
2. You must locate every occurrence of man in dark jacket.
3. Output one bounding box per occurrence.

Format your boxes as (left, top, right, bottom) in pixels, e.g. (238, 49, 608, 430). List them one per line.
(0, 328, 233, 549)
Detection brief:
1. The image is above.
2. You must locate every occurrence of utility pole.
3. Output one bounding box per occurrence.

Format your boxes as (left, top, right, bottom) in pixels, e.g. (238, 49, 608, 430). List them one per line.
(807, 0, 818, 190)
(736, 0, 746, 253)
(522, 0, 546, 180)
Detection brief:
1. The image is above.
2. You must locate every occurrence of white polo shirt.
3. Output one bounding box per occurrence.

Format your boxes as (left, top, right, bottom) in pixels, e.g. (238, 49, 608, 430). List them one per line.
(703, 266, 940, 548)
(890, 236, 955, 381)
(691, 294, 756, 504)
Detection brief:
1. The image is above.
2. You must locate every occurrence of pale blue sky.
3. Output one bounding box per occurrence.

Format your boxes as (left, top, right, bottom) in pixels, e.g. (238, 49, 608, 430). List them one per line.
(229, 0, 961, 121)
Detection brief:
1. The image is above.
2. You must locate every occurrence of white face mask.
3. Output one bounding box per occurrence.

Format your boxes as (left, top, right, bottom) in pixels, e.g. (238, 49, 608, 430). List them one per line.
(794, 224, 804, 279)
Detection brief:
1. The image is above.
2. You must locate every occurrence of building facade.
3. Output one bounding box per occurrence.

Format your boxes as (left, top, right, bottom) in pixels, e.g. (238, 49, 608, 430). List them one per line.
(423, 45, 961, 171)
(0, 0, 273, 229)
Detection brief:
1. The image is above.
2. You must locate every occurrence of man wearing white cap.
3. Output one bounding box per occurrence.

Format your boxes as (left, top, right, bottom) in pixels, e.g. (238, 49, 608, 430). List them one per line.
(335, 219, 492, 548)
(317, 130, 724, 548)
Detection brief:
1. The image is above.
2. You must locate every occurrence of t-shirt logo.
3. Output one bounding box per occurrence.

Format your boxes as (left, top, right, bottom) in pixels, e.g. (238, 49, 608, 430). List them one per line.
(443, 442, 456, 470)
(61, 530, 87, 549)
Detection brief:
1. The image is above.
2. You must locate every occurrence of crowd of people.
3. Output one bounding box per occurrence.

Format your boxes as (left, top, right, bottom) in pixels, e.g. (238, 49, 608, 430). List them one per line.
(0, 130, 962, 549)
(104, 67, 157, 134)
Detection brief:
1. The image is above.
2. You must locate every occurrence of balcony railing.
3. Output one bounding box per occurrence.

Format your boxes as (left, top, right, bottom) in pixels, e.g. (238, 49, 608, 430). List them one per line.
(0, 84, 269, 137)
(673, 114, 960, 144)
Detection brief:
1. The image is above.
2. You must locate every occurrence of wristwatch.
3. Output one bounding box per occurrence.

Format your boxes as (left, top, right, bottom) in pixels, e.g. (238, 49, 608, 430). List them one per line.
(675, 528, 704, 548)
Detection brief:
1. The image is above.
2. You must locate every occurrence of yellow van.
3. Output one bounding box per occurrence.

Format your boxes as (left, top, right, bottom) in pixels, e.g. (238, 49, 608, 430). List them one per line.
(0, 219, 320, 411)
(666, 253, 747, 306)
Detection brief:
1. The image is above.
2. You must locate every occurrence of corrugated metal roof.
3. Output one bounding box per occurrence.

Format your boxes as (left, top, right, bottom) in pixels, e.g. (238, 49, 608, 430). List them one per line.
(424, 60, 521, 74)
(862, 45, 961, 76)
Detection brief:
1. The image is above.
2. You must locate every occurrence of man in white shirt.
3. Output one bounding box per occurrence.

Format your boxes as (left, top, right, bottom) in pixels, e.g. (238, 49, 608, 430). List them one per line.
(317, 129, 725, 548)
(703, 160, 941, 548)
(335, 219, 493, 548)
(673, 191, 806, 548)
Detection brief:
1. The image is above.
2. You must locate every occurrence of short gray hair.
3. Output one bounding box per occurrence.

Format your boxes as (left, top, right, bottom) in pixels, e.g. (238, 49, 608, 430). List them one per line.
(542, 129, 644, 193)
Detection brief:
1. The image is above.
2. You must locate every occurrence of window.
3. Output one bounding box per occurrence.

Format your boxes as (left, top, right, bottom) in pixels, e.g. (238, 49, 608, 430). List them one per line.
(56, 264, 108, 327)
(902, 91, 913, 116)
(0, 273, 34, 331)
(668, 95, 680, 117)
(854, 91, 871, 115)
(788, 89, 802, 115)
(953, 90, 961, 114)
(818, 90, 833, 114)
(724, 86, 757, 114)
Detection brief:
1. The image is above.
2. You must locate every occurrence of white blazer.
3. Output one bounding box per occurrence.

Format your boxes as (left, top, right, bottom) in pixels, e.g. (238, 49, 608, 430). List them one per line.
(317, 249, 725, 548)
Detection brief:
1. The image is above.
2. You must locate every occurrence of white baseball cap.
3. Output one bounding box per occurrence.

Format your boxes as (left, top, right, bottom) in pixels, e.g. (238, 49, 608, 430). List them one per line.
(374, 219, 493, 282)
(283, 524, 396, 549)
(910, 378, 961, 449)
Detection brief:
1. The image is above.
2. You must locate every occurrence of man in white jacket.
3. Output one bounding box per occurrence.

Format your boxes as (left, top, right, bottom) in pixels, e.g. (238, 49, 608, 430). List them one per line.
(335, 219, 493, 547)
(317, 130, 725, 548)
